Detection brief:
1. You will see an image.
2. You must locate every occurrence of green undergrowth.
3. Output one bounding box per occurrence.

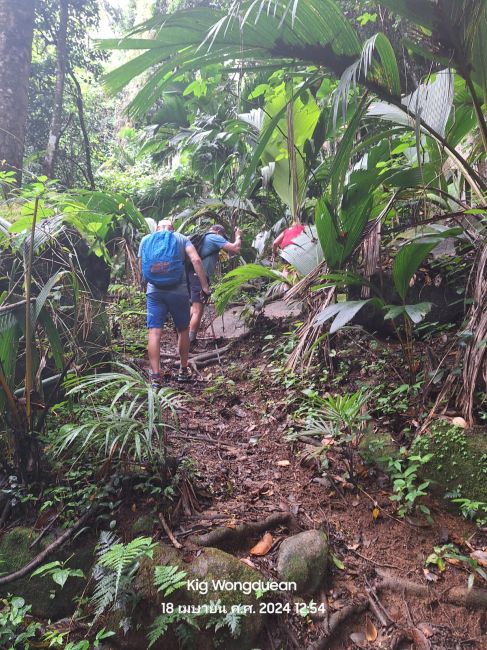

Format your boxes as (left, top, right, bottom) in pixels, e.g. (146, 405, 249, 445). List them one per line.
(362, 421, 487, 525)
(415, 421, 487, 524)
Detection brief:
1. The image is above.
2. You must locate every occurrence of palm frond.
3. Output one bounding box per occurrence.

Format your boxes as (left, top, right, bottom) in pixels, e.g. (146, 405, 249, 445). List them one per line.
(213, 263, 288, 314)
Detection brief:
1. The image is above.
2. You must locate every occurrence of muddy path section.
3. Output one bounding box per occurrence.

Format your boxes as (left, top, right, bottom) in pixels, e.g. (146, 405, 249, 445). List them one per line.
(142, 332, 486, 649)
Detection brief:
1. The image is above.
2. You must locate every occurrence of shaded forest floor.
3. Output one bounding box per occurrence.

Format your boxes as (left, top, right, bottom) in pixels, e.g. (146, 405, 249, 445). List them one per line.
(127, 320, 487, 650)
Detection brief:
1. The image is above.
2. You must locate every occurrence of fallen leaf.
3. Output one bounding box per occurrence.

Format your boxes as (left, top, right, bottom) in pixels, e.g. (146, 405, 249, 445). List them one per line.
(277, 460, 290, 467)
(321, 436, 335, 446)
(446, 557, 462, 566)
(410, 628, 431, 650)
(250, 532, 273, 556)
(372, 507, 380, 520)
(352, 498, 360, 507)
(423, 568, 439, 582)
(451, 416, 467, 428)
(418, 622, 434, 638)
(349, 631, 366, 647)
(331, 553, 345, 570)
(365, 619, 378, 642)
(356, 463, 368, 478)
(470, 550, 487, 568)
(233, 406, 247, 418)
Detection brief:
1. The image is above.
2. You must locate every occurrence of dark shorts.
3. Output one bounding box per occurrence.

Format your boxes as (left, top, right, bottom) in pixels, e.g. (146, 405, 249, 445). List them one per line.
(188, 272, 209, 304)
(146, 290, 190, 330)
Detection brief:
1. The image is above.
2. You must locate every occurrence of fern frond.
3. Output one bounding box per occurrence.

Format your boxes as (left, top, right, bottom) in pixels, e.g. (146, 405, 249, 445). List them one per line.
(154, 565, 187, 597)
(92, 534, 156, 619)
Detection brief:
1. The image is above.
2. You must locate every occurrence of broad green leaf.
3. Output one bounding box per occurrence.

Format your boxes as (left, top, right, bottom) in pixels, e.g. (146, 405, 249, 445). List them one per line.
(31, 561, 62, 578)
(405, 302, 433, 324)
(392, 227, 462, 300)
(314, 299, 378, 332)
(393, 241, 442, 301)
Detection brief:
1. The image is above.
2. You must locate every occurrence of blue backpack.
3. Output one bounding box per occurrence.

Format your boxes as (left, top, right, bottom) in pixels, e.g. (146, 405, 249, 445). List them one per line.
(141, 231, 184, 288)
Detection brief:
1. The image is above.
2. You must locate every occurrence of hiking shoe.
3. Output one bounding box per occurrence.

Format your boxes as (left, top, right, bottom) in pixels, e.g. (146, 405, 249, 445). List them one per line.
(149, 372, 162, 389)
(177, 367, 192, 383)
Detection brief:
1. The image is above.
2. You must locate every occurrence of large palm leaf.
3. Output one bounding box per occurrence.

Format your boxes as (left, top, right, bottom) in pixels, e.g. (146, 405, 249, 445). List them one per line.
(100, 1, 410, 121)
(379, 0, 487, 153)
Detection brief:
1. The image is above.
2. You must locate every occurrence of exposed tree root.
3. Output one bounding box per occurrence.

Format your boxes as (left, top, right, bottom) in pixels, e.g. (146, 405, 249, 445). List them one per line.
(391, 628, 431, 650)
(0, 499, 11, 529)
(160, 345, 232, 375)
(0, 506, 97, 585)
(191, 512, 299, 548)
(376, 569, 487, 608)
(158, 512, 182, 549)
(366, 586, 394, 627)
(305, 599, 369, 650)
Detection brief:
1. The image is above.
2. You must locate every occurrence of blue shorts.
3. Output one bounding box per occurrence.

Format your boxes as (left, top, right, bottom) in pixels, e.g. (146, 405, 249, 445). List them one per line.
(146, 291, 190, 330)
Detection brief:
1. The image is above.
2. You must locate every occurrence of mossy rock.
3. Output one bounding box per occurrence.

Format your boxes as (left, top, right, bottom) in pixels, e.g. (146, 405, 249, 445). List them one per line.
(417, 421, 487, 509)
(131, 513, 157, 536)
(277, 530, 328, 595)
(109, 543, 266, 650)
(360, 430, 398, 469)
(0, 527, 95, 620)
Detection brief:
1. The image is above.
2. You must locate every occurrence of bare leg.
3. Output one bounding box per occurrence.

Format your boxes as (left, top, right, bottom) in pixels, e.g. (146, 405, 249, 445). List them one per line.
(178, 327, 190, 368)
(148, 328, 162, 374)
(189, 302, 204, 339)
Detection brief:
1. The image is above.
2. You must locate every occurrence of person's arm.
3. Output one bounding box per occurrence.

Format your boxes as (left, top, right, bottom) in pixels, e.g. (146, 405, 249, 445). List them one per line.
(138, 240, 147, 291)
(272, 231, 285, 254)
(222, 227, 242, 255)
(222, 228, 242, 255)
(185, 244, 210, 294)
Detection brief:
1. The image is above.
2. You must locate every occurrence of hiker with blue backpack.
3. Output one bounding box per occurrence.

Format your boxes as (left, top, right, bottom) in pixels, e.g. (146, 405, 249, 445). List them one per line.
(187, 224, 242, 348)
(139, 220, 210, 385)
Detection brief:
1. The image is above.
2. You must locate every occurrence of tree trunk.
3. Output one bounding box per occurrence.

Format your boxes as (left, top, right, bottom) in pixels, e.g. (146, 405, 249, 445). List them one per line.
(43, 0, 69, 179)
(0, 0, 36, 186)
(69, 69, 96, 189)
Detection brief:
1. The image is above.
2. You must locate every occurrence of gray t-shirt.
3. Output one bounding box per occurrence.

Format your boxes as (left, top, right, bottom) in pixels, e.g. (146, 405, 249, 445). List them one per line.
(138, 231, 191, 294)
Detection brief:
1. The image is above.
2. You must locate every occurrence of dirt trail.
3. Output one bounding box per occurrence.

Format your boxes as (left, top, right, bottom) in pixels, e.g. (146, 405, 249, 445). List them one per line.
(146, 332, 486, 649)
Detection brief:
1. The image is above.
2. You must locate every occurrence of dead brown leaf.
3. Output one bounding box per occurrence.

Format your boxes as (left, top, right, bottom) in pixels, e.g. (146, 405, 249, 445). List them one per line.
(423, 568, 439, 582)
(451, 416, 467, 428)
(350, 631, 366, 647)
(250, 532, 273, 556)
(417, 622, 434, 638)
(470, 550, 487, 568)
(276, 460, 290, 467)
(365, 619, 378, 642)
(372, 507, 380, 520)
(321, 436, 335, 446)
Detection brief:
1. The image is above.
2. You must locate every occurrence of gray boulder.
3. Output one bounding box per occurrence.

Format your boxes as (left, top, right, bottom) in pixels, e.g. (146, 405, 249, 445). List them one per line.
(277, 530, 328, 595)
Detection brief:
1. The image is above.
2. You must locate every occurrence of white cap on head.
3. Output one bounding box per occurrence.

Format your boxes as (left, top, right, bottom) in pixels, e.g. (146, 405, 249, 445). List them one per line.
(157, 219, 174, 230)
